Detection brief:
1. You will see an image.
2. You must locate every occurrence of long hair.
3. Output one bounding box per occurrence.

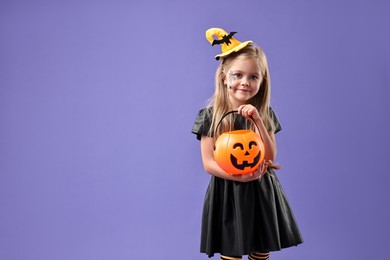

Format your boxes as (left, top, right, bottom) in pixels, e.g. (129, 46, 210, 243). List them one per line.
(206, 44, 276, 138)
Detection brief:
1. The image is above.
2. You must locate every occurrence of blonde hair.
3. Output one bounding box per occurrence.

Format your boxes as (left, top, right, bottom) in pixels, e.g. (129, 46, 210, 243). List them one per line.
(207, 44, 276, 138)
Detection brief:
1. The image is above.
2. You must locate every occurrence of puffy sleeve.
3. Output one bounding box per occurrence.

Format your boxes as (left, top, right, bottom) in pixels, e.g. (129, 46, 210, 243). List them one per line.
(191, 108, 213, 141)
(269, 107, 282, 134)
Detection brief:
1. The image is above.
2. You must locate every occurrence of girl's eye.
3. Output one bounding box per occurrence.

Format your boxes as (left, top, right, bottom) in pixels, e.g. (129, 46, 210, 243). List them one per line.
(234, 73, 242, 79)
(251, 76, 259, 80)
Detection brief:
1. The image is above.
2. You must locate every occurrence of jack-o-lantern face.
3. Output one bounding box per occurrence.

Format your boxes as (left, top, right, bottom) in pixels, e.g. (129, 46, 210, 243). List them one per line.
(214, 130, 265, 175)
(230, 141, 261, 170)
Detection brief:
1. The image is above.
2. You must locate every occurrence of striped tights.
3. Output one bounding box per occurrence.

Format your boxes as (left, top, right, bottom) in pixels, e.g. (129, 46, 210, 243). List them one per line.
(220, 252, 270, 260)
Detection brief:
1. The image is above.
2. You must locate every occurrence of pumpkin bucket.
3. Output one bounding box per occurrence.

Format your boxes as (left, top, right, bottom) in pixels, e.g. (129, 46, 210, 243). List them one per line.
(214, 111, 265, 175)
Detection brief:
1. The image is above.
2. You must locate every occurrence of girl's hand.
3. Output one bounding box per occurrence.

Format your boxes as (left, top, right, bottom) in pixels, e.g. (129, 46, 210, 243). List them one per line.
(237, 104, 261, 121)
(227, 162, 268, 182)
(229, 172, 261, 182)
(258, 161, 269, 175)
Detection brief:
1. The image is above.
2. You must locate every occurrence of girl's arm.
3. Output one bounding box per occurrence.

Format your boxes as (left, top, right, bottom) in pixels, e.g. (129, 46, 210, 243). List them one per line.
(253, 119, 277, 162)
(238, 105, 277, 162)
(200, 136, 263, 182)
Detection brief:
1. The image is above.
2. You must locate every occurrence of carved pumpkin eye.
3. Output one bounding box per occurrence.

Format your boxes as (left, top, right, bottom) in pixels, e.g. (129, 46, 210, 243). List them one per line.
(249, 141, 257, 149)
(233, 143, 244, 150)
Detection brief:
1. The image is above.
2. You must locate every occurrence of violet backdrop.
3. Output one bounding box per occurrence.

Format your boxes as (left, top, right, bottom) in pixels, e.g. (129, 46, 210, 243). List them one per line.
(1, 0, 389, 259)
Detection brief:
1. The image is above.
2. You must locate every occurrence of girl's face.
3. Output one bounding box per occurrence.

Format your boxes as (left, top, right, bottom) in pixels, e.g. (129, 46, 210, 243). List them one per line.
(224, 58, 263, 109)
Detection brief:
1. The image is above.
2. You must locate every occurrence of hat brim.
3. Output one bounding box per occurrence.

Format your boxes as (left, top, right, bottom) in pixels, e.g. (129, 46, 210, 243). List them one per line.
(215, 40, 253, 60)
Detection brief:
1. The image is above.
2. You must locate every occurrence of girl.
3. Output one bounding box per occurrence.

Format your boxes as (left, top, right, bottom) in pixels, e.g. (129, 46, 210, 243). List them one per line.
(192, 28, 303, 259)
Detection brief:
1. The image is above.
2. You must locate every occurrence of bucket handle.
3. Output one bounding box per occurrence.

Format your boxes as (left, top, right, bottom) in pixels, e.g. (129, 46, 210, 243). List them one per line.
(215, 110, 264, 142)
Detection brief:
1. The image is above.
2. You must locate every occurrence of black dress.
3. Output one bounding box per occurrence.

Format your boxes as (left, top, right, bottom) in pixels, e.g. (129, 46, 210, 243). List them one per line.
(192, 107, 303, 257)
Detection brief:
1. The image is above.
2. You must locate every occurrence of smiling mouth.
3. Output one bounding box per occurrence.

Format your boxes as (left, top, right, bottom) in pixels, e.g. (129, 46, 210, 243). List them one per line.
(230, 151, 261, 170)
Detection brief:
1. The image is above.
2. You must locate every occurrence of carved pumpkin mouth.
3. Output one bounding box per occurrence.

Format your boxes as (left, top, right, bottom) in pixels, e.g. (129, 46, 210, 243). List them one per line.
(230, 151, 261, 170)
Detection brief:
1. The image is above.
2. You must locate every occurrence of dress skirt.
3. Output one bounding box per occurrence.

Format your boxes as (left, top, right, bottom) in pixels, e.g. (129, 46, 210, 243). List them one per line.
(200, 169, 303, 257)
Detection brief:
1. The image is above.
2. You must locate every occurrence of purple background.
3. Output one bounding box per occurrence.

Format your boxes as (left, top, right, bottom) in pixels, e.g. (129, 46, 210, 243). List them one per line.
(1, 0, 389, 259)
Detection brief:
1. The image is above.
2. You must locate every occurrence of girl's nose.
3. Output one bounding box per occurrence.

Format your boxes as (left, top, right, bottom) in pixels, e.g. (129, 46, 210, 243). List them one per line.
(241, 77, 249, 86)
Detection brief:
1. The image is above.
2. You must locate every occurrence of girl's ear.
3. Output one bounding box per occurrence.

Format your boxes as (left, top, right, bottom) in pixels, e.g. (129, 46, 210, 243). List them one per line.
(222, 68, 227, 85)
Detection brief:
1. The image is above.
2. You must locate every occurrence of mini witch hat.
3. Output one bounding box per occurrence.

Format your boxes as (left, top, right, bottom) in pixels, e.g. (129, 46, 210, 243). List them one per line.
(206, 28, 253, 60)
